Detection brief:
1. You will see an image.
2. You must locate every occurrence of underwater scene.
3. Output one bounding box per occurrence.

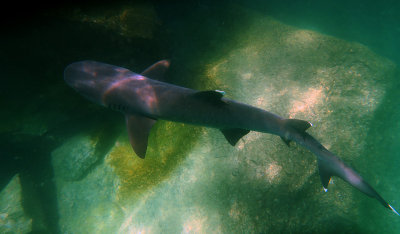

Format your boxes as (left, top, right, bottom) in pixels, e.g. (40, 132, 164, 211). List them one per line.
(1, 0, 400, 233)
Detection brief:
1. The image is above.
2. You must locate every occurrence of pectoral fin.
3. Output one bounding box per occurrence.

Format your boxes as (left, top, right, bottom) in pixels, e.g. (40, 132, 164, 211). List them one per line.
(221, 128, 250, 146)
(125, 114, 157, 159)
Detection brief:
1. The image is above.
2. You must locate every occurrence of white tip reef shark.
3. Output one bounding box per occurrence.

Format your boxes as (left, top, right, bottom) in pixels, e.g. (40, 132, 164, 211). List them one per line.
(64, 60, 399, 216)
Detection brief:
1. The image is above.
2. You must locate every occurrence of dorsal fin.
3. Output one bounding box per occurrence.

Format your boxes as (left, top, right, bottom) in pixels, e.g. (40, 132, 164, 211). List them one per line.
(221, 128, 250, 146)
(192, 90, 226, 105)
(141, 60, 170, 81)
(284, 119, 312, 132)
(125, 114, 157, 159)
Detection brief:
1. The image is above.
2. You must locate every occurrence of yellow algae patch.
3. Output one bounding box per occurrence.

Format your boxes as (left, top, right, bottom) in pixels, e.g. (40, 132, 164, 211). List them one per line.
(203, 59, 231, 91)
(206, 59, 229, 79)
(107, 121, 202, 203)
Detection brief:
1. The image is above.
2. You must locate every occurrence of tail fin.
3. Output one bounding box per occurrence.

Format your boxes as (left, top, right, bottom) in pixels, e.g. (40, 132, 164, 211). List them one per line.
(316, 152, 399, 216)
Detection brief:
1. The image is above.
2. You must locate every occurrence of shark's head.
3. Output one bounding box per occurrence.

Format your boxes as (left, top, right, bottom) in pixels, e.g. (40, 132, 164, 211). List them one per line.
(64, 60, 135, 106)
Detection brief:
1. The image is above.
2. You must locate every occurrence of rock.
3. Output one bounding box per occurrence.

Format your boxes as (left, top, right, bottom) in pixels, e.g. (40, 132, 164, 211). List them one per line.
(70, 3, 160, 39)
(55, 157, 121, 233)
(0, 175, 32, 233)
(52, 133, 100, 181)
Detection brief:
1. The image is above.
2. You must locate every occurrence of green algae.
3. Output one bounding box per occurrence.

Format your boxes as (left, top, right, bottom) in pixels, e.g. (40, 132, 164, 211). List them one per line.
(107, 121, 202, 203)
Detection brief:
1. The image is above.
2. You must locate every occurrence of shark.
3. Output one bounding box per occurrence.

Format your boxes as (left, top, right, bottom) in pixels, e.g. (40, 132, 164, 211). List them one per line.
(64, 59, 399, 216)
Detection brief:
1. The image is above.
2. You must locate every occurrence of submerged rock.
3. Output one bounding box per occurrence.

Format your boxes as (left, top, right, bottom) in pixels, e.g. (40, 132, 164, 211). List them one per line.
(52, 133, 100, 181)
(55, 157, 121, 233)
(0, 175, 32, 233)
(70, 3, 160, 39)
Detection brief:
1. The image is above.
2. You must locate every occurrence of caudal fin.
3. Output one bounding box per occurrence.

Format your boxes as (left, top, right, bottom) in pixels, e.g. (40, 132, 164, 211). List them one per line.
(316, 150, 399, 216)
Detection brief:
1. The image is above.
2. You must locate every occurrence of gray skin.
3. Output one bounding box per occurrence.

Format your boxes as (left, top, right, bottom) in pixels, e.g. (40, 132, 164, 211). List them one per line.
(64, 60, 399, 216)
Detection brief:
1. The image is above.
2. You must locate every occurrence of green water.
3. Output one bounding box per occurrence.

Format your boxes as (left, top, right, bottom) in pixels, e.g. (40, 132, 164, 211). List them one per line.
(1, 1, 399, 233)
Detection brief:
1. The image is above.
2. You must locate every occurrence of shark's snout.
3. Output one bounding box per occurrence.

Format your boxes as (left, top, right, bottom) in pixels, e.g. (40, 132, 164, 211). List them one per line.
(64, 61, 111, 105)
(64, 61, 94, 89)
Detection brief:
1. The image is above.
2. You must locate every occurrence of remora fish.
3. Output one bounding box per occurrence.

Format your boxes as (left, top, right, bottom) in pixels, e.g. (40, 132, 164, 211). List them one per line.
(64, 60, 399, 215)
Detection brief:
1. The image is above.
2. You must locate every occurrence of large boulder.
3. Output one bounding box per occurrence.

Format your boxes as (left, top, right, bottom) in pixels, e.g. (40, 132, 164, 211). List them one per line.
(54, 8, 399, 234)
